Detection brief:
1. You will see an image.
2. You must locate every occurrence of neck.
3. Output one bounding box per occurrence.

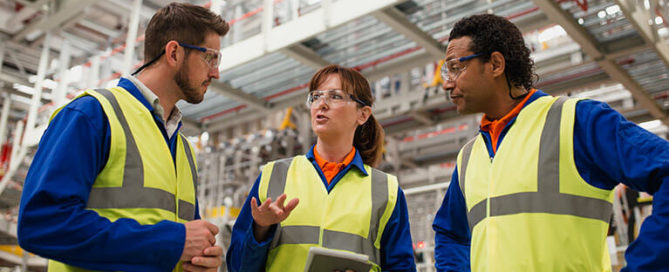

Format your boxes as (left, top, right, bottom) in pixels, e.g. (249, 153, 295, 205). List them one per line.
(315, 136, 354, 163)
(484, 85, 528, 120)
(136, 67, 181, 121)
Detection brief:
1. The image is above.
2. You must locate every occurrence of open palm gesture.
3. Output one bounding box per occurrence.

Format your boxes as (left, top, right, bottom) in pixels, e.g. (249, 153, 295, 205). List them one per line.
(251, 194, 299, 227)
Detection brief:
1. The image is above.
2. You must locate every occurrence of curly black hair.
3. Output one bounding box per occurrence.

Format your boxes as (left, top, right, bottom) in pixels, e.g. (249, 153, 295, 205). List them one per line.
(449, 14, 536, 90)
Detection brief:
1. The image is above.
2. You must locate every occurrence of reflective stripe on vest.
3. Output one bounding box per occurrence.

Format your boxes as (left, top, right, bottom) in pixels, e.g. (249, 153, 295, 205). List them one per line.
(459, 97, 613, 230)
(265, 157, 389, 265)
(83, 88, 197, 221)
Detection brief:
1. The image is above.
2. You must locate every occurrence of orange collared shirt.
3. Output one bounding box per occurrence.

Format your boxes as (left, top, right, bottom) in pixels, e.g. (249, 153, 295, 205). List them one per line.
(480, 88, 536, 154)
(314, 146, 356, 185)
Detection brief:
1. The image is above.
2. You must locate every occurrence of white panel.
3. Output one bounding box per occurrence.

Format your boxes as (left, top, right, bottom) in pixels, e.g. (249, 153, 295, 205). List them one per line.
(219, 35, 264, 71)
(267, 10, 326, 52)
(218, 0, 402, 71)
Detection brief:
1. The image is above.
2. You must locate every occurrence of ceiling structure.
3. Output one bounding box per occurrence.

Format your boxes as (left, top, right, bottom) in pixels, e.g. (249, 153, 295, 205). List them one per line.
(0, 0, 667, 137)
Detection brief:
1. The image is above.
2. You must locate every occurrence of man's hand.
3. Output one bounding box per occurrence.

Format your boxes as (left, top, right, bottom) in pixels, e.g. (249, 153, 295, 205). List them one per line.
(251, 194, 299, 241)
(180, 220, 219, 261)
(182, 246, 223, 272)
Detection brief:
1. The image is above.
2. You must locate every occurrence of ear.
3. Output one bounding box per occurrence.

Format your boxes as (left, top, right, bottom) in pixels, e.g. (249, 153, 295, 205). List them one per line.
(164, 40, 183, 68)
(488, 51, 505, 78)
(357, 106, 372, 125)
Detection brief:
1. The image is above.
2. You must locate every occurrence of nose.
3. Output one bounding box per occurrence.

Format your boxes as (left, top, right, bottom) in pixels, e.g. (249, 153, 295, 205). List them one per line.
(209, 67, 220, 79)
(442, 77, 455, 93)
(315, 96, 328, 109)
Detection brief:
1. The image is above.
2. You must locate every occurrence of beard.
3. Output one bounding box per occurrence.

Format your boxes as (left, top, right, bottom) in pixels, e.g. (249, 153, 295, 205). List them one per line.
(174, 61, 208, 104)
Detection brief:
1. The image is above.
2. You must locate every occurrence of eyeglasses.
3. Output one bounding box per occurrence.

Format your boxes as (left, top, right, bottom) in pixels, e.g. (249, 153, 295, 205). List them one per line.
(178, 42, 221, 70)
(306, 89, 368, 108)
(440, 53, 481, 82)
(131, 41, 222, 76)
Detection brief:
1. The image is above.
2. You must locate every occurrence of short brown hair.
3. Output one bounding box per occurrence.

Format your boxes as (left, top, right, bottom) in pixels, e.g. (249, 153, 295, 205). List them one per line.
(309, 65, 385, 167)
(144, 2, 229, 62)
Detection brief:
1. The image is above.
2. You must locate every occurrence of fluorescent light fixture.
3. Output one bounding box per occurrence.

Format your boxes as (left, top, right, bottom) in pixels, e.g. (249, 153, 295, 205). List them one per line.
(538, 25, 567, 43)
(605, 5, 620, 15)
(597, 11, 606, 18)
(12, 83, 34, 95)
(201, 131, 210, 143)
(66, 65, 83, 83)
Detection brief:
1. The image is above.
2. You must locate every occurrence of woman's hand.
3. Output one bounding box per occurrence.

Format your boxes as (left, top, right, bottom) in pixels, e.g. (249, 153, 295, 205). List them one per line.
(250, 194, 299, 241)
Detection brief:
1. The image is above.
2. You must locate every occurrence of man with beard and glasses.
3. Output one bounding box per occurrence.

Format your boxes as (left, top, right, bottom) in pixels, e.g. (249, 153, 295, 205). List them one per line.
(18, 3, 228, 272)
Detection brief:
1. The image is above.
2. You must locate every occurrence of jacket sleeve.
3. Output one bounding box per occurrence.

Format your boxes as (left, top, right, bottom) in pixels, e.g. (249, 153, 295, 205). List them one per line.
(433, 167, 471, 271)
(226, 174, 278, 272)
(379, 187, 417, 271)
(572, 100, 669, 271)
(17, 97, 185, 272)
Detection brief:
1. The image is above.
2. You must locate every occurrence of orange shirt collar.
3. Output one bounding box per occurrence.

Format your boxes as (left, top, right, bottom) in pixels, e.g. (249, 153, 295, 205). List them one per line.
(314, 145, 356, 184)
(480, 88, 536, 153)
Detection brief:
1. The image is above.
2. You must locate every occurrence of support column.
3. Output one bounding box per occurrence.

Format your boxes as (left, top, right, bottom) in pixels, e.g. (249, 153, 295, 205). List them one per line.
(0, 93, 11, 145)
(88, 55, 101, 88)
(262, 0, 274, 52)
(0, 121, 24, 195)
(25, 32, 51, 137)
(121, 0, 143, 76)
(0, 42, 5, 75)
(54, 40, 71, 107)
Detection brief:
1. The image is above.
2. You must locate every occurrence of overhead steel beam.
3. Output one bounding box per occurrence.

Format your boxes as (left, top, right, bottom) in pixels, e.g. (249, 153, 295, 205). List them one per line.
(210, 81, 272, 113)
(532, 0, 669, 125)
(6, 0, 51, 31)
(280, 44, 331, 70)
(615, 0, 669, 68)
(364, 51, 434, 82)
(11, 0, 99, 42)
(408, 110, 434, 126)
(77, 19, 121, 38)
(0, 83, 50, 103)
(372, 7, 445, 59)
(7, 51, 26, 75)
(0, 43, 4, 75)
(0, 72, 30, 87)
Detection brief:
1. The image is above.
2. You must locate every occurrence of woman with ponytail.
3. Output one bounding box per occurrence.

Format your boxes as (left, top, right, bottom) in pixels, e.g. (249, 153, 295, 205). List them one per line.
(227, 65, 416, 272)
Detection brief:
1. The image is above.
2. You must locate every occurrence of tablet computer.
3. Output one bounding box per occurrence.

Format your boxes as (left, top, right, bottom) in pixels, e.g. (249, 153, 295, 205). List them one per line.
(304, 247, 372, 272)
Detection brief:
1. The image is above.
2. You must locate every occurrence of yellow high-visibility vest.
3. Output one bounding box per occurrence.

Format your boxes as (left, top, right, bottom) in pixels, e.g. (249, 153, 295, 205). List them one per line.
(457, 96, 614, 271)
(48, 88, 198, 272)
(258, 156, 398, 272)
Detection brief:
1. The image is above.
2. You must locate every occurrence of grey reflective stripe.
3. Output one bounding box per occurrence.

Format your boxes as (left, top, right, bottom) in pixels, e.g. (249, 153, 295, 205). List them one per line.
(180, 134, 198, 194)
(95, 88, 144, 187)
(368, 168, 387, 263)
(271, 225, 320, 249)
(490, 192, 612, 221)
(466, 97, 613, 230)
(266, 157, 296, 250)
(178, 200, 195, 221)
(87, 187, 176, 213)
(86, 89, 193, 221)
(323, 229, 378, 264)
(537, 97, 567, 193)
(458, 137, 477, 197)
(467, 199, 486, 230)
(267, 159, 388, 264)
(267, 158, 293, 199)
(179, 135, 197, 221)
